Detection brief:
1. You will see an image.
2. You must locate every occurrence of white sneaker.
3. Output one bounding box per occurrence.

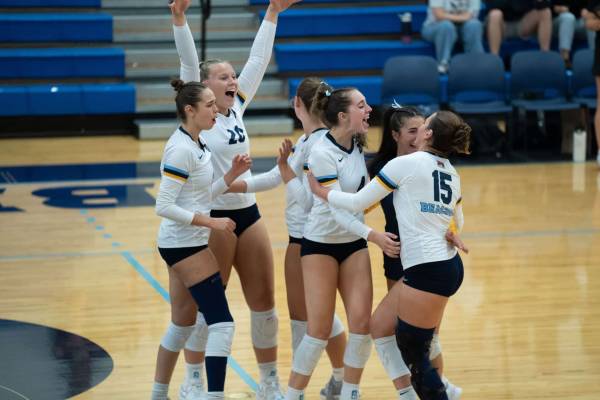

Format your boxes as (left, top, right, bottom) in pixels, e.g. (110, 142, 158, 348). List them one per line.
(256, 375, 284, 400)
(445, 381, 462, 400)
(596, 151, 600, 167)
(179, 382, 206, 400)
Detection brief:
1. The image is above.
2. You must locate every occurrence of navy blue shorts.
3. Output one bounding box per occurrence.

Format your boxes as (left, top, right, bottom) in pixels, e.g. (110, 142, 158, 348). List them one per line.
(158, 245, 208, 267)
(210, 204, 261, 237)
(289, 236, 302, 245)
(300, 238, 368, 264)
(402, 253, 464, 297)
(383, 253, 404, 281)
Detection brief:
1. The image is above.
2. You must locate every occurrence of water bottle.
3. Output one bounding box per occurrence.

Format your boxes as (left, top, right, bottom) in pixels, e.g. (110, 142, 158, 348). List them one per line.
(400, 12, 412, 43)
(572, 128, 586, 162)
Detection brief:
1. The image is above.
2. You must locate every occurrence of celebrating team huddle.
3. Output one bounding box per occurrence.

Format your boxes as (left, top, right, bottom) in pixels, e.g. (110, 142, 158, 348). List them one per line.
(151, 1, 471, 400)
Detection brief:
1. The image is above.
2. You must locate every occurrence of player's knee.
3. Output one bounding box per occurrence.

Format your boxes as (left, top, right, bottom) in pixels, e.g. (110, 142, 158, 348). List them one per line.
(292, 335, 328, 376)
(205, 321, 235, 357)
(343, 333, 372, 368)
(185, 312, 208, 352)
(161, 322, 195, 353)
(251, 308, 278, 349)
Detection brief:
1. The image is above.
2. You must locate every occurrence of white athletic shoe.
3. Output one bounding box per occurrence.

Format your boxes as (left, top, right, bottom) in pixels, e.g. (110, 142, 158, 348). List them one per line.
(256, 375, 285, 400)
(179, 382, 206, 400)
(445, 381, 462, 400)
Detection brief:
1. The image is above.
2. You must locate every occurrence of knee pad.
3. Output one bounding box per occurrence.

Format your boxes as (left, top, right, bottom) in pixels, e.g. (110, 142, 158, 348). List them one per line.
(374, 336, 410, 380)
(292, 335, 327, 376)
(290, 320, 307, 353)
(329, 314, 345, 339)
(185, 312, 208, 352)
(395, 318, 433, 369)
(251, 308, 278, 349)
(205, 321, 235, 358)
(429, 333, 442, 360)
(188, 273, 233, 325)
(161, 322, 194, 353)
(343, 333, 372, 369)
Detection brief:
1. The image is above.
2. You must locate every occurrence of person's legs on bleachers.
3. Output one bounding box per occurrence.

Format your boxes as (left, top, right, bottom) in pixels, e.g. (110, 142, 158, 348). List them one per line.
(461, 18, 484, 54)
(422, 20, 457, 73)
(486, 9, 505, 55)
(519, 8, 552, 51)
(554, 11, 576, 64)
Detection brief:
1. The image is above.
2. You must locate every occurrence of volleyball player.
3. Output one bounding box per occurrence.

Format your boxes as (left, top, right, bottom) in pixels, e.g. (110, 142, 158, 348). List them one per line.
(310, 110, 470, 400)
(367, 105, 463, 399)
(281, 85, 400, 400)
(170, 0, 301, 398)
(151, 79, 251, 400)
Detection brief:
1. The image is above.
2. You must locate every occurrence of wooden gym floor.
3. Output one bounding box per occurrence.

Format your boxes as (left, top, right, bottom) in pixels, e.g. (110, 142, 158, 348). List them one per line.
(0, 133, 599, 399)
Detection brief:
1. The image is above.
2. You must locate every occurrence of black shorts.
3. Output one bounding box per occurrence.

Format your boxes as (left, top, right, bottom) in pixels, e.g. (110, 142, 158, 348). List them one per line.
(158, 245, 208, 267)
(402, 253, 464, 297)
(210, 204, 261, 237)
(289, 236, 302, 245)
(300, 238, 368, 264)
(383, 254, 404, 282)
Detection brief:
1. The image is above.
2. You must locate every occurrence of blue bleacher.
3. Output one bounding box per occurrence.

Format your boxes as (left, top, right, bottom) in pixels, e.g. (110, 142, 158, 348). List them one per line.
(275, 40, 434, 72)
(260, 6, 427, 37)
(251, 0, 370, 4)
(0, 48, 125, 79)
(0, 13, 112, 42)
(0, 84, 135, 116)
(0, 0, 100, 6)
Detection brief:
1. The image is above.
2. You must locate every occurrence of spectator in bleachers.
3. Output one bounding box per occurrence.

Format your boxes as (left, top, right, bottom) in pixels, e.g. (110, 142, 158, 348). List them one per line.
(486, 0, 553, 55)
(422, 0, 484, 74)
(583, 0, 600, 166)
(553, 0, 595, 67)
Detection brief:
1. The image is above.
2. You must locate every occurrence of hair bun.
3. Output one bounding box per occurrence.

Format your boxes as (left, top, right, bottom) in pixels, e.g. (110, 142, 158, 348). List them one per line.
(170, 78, 185, 92)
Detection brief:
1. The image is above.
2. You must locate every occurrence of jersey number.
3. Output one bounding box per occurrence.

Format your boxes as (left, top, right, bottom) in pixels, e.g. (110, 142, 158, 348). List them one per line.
(227, 126, 246, 145)
(432, 170, 452, 205)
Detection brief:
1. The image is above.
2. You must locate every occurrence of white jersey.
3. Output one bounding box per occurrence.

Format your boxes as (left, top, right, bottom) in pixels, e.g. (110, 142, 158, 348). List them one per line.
(328, 151, 462, 268)
(156, 127, 224, 248)
(303, 132, 372, 244)
(173, 19, 276, 210)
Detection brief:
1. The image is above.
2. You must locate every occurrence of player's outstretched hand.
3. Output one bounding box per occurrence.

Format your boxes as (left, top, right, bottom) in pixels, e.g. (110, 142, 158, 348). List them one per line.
(445, 230, 469, 254)
(231, 154, 252, 178)
(269, 0, 302, 14)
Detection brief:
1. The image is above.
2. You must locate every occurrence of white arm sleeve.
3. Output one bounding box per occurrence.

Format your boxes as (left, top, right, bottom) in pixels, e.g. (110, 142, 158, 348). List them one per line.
(173, 22, 200, 82)
(244, 165, 282, 193)
(155, 176, 195, 225)
(327, 157, 410, 212)
(326, 180, 372, 240)
(237, 19, 276, 113)
(211, 177, 229, 200)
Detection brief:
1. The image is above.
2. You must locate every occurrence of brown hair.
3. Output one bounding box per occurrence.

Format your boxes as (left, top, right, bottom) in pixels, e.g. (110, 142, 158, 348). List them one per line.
(170, 78, 210, 122)
(296, 77, 324, 118)
(311, 85, 367, 149)
(199, 59, 229, 81)
(427, 111, 471, 156)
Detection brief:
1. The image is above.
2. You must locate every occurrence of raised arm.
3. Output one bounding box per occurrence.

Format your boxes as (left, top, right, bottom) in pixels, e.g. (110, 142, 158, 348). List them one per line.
(237, 0, 301, 112)
(170, 0, 200, 82)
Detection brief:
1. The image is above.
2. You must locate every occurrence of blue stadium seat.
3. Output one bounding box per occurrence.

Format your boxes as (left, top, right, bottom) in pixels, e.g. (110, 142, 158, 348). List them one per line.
(511, 50, 578, 111)
(289, 76, 383, 106)
(0, 13, 113, 42)
(572, 48, 596, 109)
(381, 55, 440, 114)
(0, 48, 125, 79)
(447, 53, 511, 114)
(0, 84, 135, 116)
(260, 6, 428, 37)
(0, 0, 100, 6)
(275, 40, 434, 72)
(251, 0, 367, 4)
